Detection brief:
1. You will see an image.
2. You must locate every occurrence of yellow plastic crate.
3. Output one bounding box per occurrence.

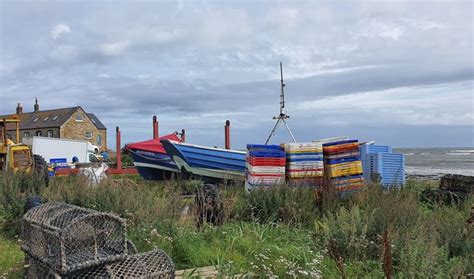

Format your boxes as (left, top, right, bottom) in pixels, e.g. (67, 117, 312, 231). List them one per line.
(333, 177, 364, 185)
(335, 183, 365, 191)
(327, 167, 363, 178)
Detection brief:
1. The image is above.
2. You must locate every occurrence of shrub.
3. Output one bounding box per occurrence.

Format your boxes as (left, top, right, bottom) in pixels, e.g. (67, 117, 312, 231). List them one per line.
(0, 172, 46, 236)
(231, 186, 319, 226)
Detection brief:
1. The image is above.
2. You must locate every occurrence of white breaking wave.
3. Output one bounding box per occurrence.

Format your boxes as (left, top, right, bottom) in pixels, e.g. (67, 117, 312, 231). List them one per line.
(454, 149, 474, 153)
(406, 166, 474, 176)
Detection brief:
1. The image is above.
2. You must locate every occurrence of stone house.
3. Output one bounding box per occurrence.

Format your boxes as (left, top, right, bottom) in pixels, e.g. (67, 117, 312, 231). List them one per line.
(0, 99, 107, 151)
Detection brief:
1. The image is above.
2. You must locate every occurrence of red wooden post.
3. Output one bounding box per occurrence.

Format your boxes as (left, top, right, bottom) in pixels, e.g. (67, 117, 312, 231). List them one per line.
(153, 115, 159, 139)
(181, 129, 186, 142)
(116, 126, 122, 169)
(225, 120, 231, 149)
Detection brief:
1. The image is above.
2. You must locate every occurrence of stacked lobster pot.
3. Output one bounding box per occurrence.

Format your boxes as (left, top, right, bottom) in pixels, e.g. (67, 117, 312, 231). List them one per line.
(322, 140, 364, 194)
(282, 142, 324, 186)
(22, 202, 175, 278)
(246, 144, 286, 190)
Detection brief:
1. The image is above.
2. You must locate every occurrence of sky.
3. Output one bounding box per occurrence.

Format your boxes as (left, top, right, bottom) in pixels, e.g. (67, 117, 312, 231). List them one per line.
(0, 0, 473, 149)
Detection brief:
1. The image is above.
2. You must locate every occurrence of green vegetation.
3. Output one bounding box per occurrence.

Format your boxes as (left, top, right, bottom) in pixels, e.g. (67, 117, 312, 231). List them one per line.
(0, 235, 23, 276)
(1, 172, 472, 277)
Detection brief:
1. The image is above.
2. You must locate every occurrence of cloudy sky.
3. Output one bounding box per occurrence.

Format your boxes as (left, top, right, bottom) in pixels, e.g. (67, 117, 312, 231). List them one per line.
(1, 0, 473, 149)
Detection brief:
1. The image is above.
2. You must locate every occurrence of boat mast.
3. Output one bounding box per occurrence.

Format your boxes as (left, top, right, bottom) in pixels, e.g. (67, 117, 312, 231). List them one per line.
(265, 62, 296, 144)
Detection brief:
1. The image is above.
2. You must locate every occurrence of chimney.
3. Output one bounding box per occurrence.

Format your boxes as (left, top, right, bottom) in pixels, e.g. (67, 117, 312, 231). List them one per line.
(16, 103, 23, 114)
(34, 98, 39, 112)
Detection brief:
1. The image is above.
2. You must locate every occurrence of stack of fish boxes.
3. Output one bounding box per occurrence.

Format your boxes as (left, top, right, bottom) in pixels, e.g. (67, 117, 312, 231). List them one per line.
(282, 142, 324, 186)
(360, 144, 405, 187)
(323, 139, 364, 193)
(246, 144, 286, 190)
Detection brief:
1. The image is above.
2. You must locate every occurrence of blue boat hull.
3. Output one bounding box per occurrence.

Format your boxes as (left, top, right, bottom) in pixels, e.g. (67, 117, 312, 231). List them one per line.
(129, 149, 179, 180)
(161, 140, 246, 182)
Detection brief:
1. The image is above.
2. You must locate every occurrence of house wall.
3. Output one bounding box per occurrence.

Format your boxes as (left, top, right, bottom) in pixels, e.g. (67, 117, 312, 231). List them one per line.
(19, 128, 60, 142)
(60, 108, 107, 151)
(96, 129, 107, 152)
(5, 128, 60, 143)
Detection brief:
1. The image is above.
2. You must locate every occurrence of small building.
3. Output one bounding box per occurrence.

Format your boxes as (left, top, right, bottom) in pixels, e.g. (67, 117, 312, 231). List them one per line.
(0, 99, 107, 151)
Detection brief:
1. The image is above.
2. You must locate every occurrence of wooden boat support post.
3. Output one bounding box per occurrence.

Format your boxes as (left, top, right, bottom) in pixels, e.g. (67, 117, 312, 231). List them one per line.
(153, 115, 159, 140)
(116, 126, 122, 170)
(225, 120, 231, 150)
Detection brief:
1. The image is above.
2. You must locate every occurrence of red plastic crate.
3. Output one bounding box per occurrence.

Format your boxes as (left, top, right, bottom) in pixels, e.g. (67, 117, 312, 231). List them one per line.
(247, 156, 286, 166)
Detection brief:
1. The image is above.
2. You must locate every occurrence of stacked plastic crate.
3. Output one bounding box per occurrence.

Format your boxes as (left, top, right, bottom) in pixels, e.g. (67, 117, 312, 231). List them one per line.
(282, 142, 324, 186)
(246, 144, 286, 190)
(323, 139, 364, 194)
(360, 144, 405, 188)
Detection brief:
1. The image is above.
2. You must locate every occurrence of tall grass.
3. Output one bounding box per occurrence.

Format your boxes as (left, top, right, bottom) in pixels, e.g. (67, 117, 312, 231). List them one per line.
(0, 171, 46, 236)
(0, 172, 472, 277)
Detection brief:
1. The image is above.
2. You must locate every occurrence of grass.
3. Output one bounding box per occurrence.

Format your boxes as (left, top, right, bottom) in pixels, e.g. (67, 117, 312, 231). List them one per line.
(0, 235, 23, 276)
(1, 172, 473, 277)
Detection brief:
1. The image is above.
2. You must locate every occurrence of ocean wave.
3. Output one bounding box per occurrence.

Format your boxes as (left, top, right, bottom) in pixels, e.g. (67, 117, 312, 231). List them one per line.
(453, 149, 474, 153)
(404, 152, 415, 156)
(419, 152, 430, 155)
(406, 166, 474, 176)
(446, 152, 473, 156)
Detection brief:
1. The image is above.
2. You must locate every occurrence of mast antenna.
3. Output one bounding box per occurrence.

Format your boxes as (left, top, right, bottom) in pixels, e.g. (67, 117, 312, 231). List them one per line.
(265, 62, 296, 144)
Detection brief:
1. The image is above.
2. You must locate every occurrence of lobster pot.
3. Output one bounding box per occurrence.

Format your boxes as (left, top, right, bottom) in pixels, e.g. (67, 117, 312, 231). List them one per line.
(22, 202, 128, 274)
(323, 140, 364, 194)
(283, 142, 324, 186)
(26, 249, 175, 279)
(246, 144, 286, 190)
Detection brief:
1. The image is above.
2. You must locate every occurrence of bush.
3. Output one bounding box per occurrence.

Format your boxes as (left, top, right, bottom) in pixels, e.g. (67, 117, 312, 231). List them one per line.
(0, 172, 46, 236)
(313, 182, 473, 277)
(1, 173, 472, 277)
(231, 186, 319, 226)
(42, 176, 186, 228)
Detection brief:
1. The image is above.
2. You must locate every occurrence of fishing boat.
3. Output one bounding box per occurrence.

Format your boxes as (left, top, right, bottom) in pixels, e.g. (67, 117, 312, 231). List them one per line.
(126, 134, 182, 180)
(161, 140, 246, 182)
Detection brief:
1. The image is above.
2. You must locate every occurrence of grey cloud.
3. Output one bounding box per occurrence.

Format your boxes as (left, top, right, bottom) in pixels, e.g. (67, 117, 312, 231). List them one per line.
(1, 0, 472, 148)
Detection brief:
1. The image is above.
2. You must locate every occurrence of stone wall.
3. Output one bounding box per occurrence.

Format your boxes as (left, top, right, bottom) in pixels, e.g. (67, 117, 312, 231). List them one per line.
(60, 108, 107, 151)
(96, 130, 107, 152)
(8, 128, 60, 143)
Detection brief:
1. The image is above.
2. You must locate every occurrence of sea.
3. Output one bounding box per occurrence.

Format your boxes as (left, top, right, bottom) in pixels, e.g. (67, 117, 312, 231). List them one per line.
(394, 147, 474, 178)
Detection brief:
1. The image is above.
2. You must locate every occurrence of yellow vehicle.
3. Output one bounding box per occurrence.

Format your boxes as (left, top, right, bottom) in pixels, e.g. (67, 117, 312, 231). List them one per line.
(0, 117, 47, 179)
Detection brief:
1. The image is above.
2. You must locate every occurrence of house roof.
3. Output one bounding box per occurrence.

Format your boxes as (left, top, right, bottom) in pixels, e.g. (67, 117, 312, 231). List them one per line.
(87, 113, 107, 130)
(0, 106, 107, 131)
(0, 107, 79, 130)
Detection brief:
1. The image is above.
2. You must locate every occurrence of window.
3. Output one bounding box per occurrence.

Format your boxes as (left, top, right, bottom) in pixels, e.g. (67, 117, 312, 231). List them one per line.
(47, 130, 53, 137)
(36, 131, 42, 136)
(52, 116, 58, 121)
(85, 131, 92, 139)
(76, 113, 84, 122)
(24, 132, 30, 137)
(6, 133, 12, 139)
(43, 117, 49, 121)
(33, 117, 39, 122)
(96, 135, 102, 146)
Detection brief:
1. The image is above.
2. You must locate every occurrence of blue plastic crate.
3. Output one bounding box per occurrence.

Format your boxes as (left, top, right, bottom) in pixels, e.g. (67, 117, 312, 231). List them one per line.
(360, 144, 394, 183)
(322, 139, 358, 147)
(359, 144, 392, 155)
(247, 144, 282, 150)
(248, 150, 286, 158)
(367, 153, 405, 187)
(325, 156, 361, 165)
